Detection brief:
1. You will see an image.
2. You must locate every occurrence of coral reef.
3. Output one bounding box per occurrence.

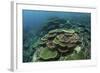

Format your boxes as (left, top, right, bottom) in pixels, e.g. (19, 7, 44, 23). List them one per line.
(23, 17, 91, 62)
(32, 29, 84, 61)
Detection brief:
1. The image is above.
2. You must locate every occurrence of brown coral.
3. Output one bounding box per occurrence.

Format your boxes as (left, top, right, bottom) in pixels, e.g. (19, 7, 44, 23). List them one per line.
(35, 29, 81, 60)
(43, 29, 80, 51)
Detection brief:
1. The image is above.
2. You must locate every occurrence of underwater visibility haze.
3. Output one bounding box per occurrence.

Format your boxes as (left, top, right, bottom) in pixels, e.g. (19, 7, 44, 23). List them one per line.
(22, 10, 91, 62)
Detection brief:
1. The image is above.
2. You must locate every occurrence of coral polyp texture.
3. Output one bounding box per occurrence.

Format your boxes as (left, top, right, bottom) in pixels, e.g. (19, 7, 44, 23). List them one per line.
(23, 10, 91, 62)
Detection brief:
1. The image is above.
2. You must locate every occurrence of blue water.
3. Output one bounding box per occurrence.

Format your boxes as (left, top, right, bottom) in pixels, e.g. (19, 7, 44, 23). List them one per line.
(23, 10, 91, 33)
